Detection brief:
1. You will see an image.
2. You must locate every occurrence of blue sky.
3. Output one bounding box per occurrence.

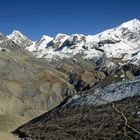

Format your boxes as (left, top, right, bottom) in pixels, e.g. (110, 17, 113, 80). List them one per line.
(0, 0, 139, 40)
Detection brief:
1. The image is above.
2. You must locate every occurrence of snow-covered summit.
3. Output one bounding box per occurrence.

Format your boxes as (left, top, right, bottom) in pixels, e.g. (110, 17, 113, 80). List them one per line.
(7, 30, 33, 48)
(25, 34, 53, 53)
(36, 35, 53, 49)
(119, 18, 140, 30)
(10, 30, 23, 36)
(40, 35, 53, 41)
(94, 19, 140, 43)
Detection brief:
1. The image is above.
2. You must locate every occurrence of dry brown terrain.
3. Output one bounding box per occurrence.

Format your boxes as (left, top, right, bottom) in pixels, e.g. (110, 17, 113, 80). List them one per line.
(13, 96, 140, 140)
(0, 132, 17, 140)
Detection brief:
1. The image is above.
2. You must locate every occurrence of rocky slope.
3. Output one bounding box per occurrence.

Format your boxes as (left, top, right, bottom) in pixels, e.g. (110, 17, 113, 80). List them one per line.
(0, 35, 76, 132)
(13, 77, 140, 140)
(13, 97, 140, 140)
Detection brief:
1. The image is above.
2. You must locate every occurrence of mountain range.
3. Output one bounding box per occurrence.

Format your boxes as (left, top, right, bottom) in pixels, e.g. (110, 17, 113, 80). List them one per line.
(0, 19, 140, 140)
(7, 19, 140, 65)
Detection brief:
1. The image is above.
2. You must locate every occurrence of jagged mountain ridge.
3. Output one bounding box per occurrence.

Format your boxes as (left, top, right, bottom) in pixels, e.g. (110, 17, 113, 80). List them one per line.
(7, 19, 140, 65)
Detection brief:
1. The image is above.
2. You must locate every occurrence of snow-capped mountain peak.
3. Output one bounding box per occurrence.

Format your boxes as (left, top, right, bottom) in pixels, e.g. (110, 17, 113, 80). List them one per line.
(119, 19, 140, 30)
(26, 35, 53, 52)
(36, 35, 53, 50)
(55, 33, 69, 38)
(11, 30, 23, 36)
(41, 35, 53, 41)
(8, 30, 26, 40)
(7, 30, 33, 48)
(54, 33, 70, 42)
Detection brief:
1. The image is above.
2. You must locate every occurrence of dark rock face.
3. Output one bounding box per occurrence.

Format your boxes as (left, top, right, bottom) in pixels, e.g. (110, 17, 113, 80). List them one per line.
(98, 39, 120, 47)
(13, 96, 140, 140)
(121, 63, 140, 76)
(69, 72, 91, 91)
